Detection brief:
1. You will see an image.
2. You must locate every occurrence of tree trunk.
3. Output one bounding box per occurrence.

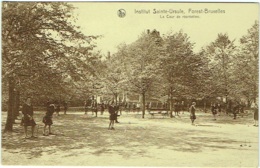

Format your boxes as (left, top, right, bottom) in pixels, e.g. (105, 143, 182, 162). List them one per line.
(12, 90, 20, 123)
(169, 87, 173, 118)
(142, 92, 145, 118)
(5, 77, 15, 132)
(15, 91, 20, 118)
(12, 90, 17, 123)
(115, 93, 118, 105)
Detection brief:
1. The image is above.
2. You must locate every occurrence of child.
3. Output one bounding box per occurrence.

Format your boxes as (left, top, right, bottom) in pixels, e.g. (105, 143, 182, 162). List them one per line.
(211, 103, 217, 120)
(43, 103, 55, 136)
(100, 103, 105, 115)
(22, 97, 37, 138)
(233, 103, 240, 120)
(190, 102, 196, 125)
(217, 103, 222, 116)
(108, 103, 116, 130)
(63, 101, 68, 114)
(174, 102, 179, 116)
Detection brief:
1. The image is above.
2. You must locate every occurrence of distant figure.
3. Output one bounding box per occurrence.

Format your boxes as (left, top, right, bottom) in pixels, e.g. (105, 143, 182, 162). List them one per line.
(84, 100, 88, 114)
(92, 100, 98, 117)
(136, 103, 140, 113)
(217, 103, 222, 116)
(211, 103, 217, 120)
(233, 102, 240, 120)
(21, 97, 37, 138)
(227, 100, 233, 115)
(125, 102, 128, 111)
(115, 104, 120, 123)
(174, 102, 180, 116)
(181, 101, 185, 114)
(189, 102, 196, 125)
(187, 103, 190, 112)
(63, 101, 68, 115)
(240, 103, 245, 114)
(100, 103, 105, 115)
(55, 102, 60, 116)
(133, 103, 136, 112)
(149, 102, 152, 110)
(43, 103, 55, 136)
(108, 103, 116, 130)
(253, 103, 258, 126)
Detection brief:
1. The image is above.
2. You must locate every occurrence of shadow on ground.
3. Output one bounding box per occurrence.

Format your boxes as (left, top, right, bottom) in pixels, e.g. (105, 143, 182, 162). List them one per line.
(1, 110, 257, 160)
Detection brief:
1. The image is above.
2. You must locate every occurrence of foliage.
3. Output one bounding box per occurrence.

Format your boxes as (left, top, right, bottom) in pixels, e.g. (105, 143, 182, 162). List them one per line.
(204, 33, 237, 103)
(229, 21, 259, 104)
(2, 2, 100, 105)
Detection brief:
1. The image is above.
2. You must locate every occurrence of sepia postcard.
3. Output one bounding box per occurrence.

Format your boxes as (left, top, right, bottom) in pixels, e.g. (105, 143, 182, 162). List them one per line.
(1, 1, 259, 167)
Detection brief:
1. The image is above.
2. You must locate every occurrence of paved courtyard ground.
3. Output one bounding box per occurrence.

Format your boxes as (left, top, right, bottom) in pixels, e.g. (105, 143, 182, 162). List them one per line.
(1, 110, 259, 167)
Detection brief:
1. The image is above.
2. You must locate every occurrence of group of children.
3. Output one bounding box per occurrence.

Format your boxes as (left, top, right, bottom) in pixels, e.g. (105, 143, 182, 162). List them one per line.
(21, 98, 66, 138)
(20, 96, 258, 138)
(190, 102, 258, 126)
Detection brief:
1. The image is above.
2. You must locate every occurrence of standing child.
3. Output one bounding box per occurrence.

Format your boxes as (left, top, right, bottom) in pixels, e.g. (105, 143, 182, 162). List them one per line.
(217, 103, 222, 116)
(108, 103, 116, 130)
(100, 102, 105, 115)
(211, 103, 217, 120)
(55, 102, 60, 116)
(181, 101, 185, 114)
(190, 102, 196, 125)
(174, 102, 178, 116)
(233, 102, 240, 120)
(22, 97, 37, 138)
(43, 103, 55, 136)
(63, 101, 68, 115)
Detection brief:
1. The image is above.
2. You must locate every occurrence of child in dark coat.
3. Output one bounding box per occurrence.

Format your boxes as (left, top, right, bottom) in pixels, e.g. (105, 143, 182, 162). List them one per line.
(190, 102, 196, 125)
(22, 97, 37, 138)
(108, 103, 116, 130)
(211, 103, 217, 120)
(43, 103, 55, 136)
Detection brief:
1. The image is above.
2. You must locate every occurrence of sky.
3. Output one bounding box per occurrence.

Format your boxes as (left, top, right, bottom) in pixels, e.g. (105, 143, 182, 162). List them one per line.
(71, 2, 259, 55)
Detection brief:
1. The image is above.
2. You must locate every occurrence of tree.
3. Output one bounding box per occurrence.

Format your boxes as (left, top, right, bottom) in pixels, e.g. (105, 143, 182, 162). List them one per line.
(101, 53, 126, 104)
(2, 2, 98, 131)
(229, 21, 259, 106)
(160, 30, 208, 117)
(121, 30, 163, 118)
(205, 33, 237, 112)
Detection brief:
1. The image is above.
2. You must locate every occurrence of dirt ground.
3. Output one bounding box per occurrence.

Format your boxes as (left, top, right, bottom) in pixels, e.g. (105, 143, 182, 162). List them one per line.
(1, 110, 259, 167)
